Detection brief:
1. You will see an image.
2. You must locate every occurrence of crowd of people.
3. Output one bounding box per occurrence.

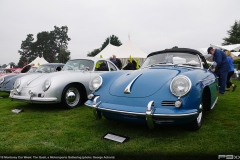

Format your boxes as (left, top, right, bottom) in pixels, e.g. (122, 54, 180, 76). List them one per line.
(207, 47, 237, 95)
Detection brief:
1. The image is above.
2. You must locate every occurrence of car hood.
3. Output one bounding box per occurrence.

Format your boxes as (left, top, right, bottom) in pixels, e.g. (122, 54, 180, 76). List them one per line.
(25, 70, 86, 87)
(109, 68, 188, 98)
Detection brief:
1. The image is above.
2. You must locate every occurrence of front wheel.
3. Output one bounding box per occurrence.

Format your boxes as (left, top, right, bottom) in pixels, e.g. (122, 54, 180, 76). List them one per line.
(186, 104, 203, 131)
(61, 84, 81, 109)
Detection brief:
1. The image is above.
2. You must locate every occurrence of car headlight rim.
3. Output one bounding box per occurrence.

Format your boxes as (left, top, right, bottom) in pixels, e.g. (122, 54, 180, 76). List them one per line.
(89, 76, 103, 91)
(170, 75, 192, 97)
(42, 79, 51, 91)
(13, 78, 21, 89)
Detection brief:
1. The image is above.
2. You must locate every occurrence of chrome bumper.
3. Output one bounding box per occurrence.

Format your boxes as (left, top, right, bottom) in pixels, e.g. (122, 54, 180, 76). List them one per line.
(9, 91, 57, 104)
(85, 96, 199, 129)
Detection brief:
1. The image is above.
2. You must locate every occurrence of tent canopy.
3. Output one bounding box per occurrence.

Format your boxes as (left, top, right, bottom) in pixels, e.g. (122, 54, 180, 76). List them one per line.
(113, 39, 147, 58)
(95, 43, 119, 58)
(95, 39, 147, 59)
(210, 44, 240, 52)
(29, 56, 48, 67)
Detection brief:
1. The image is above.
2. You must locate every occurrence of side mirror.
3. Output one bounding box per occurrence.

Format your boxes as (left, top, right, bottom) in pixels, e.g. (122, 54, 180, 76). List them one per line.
(208, 61, 217, 70)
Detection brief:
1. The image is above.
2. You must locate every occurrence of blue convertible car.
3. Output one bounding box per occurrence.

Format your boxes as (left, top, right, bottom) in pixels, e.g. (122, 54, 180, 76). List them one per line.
(85, 48, 218, 131)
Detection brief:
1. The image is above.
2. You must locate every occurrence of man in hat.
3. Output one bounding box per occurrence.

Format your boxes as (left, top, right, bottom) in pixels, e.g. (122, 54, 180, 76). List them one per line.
(207, 47, 230, 95)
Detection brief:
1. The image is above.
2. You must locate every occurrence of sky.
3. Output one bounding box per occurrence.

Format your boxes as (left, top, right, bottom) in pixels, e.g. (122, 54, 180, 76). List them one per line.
(0, 0, 240, 65)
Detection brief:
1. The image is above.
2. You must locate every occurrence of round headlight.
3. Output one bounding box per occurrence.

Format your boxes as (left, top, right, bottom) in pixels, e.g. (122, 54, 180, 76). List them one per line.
(170, 75, 191, 97)
(14, 78, 21, 89)
(0, 77, 4, 84)
(89, 76, 102, 91)
(42, 79, 51, 91)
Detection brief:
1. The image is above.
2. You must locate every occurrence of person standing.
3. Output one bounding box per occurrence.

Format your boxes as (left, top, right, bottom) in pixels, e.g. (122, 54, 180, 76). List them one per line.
(225, 51, 237, 92)
(207, 47, 230, 95)
(113, 55, 122, 70)
(21, 63, 35, 73)
(110, 57, 118, 67)
(123, 60, 134, 70)
(132, 59, 137, 70)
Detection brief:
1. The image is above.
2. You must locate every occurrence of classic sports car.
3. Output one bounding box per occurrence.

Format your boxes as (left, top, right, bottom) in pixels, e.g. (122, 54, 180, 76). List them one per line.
(9, 57, 119, 109)
(0, 63, 64, 92)
(85, 48, 218, 131)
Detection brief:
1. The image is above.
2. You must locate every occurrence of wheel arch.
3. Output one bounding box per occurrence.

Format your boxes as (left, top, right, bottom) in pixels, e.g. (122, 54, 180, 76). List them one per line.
(61, 82, 88, 103)
(201, 86, 211, 111)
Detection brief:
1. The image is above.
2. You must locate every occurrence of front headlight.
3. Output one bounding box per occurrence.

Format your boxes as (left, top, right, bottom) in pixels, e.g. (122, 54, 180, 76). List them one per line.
(14, 78, 21, 89)
(170, 75, 191, 97)
(42, 79, 51, 91)
(89, 76, 102, 91)
(0, 77, 4, 84)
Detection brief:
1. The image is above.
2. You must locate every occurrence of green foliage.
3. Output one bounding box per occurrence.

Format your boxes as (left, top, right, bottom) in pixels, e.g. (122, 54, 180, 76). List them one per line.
(87, 35, 122, 57)
(87, 48, 101, 57)
(1, 64, 7, 68)
(18, 26, 71, 67)
(233, 59, 240, 70)
(222, 20, 240, 46)
(8, 62, 16, 68)
(55, 49, 71, 63)
(100, 35, 122, 51)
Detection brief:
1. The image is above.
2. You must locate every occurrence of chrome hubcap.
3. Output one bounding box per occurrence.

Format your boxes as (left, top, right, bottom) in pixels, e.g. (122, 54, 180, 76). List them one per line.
(65, 87, 80, 107)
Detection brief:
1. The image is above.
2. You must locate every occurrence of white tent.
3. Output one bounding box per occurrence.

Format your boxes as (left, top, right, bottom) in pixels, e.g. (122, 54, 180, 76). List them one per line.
(210, 44, 240, 52)
(95, 38, 147, 67)
(95, 43, 119, 58)
(5, 65, 11, 69)
(231, 52, 240, 57)
(29, 56, 48, 67)
(113, 39, 147, 58)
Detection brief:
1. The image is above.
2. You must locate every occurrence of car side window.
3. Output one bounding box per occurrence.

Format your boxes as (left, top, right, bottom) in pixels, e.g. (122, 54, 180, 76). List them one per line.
(95, 60, 109, 71)
(108, 62, 117, 71)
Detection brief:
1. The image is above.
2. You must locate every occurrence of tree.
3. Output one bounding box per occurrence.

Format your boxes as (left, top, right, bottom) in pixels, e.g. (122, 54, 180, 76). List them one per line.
(34, 31, 57, 63)
(100, 35, 122, 51)
(55, 49, 71, 63)
(87, 48, 101, 57)
(18, 34, 36, 67)
(53, 26, 71, 63)
(1, 64, 7, 68)
(87, 35, 122, 57)
(8, 62, 16, 68)
(17, 26, 71, 66)
(222, 20, 240, 46)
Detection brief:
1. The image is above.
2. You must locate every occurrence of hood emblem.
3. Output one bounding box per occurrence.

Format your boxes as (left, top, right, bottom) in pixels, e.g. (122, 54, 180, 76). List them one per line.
(124, 73, 143, 94)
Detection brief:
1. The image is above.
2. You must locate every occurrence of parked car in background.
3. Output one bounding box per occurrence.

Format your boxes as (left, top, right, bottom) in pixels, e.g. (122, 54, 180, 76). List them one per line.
(9, 57, 118, 109)
(0, 63, 64, 92)
(85, 48, 219, 131)
(0, 69, 13, 77)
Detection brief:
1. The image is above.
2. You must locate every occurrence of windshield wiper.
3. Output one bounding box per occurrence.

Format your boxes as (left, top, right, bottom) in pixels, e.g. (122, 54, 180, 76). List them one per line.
(36, 71, 42, 73)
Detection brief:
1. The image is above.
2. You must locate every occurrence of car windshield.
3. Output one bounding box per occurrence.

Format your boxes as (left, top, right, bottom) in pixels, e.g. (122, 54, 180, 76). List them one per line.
(36, 65, 55, 73)
(141, 52, 201, 68)
(27, 67, 37, 73)
(62, 59, 94, 71)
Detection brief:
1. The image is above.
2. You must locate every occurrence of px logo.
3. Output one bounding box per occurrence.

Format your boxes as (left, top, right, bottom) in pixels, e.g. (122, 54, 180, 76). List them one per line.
(218, 155, 240, 159)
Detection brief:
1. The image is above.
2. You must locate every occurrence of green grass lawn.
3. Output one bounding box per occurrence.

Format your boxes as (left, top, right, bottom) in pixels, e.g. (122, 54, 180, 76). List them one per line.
(0, 81, 240, 159)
